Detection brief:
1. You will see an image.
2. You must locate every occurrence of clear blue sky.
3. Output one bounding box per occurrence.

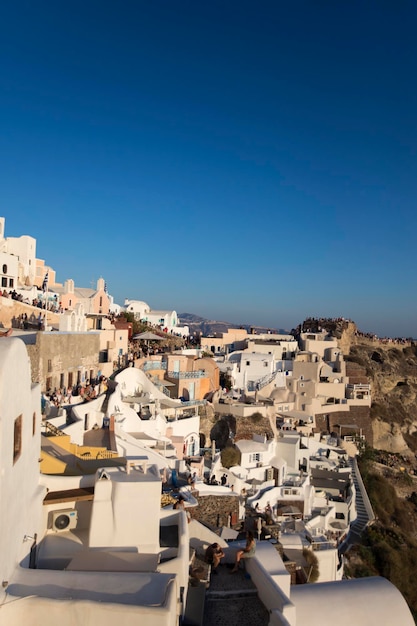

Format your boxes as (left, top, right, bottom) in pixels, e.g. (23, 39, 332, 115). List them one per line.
(2, 1, 417, 337)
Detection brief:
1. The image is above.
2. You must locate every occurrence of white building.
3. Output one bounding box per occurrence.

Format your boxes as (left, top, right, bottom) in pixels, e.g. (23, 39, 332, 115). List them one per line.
(0, 217, 37, 288)
(225, 350, 278, 391)
(124, 299, 189, 335)
(0, 336, 414, 626)
(0, 336, 193, 625)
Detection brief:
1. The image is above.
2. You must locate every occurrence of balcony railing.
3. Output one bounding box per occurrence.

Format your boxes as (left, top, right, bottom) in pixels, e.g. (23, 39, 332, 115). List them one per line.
(143, 361, 167, 371)
(346, 384, 370, 391)
(167, 370, 206, 379)
(178, 399, 207, 407)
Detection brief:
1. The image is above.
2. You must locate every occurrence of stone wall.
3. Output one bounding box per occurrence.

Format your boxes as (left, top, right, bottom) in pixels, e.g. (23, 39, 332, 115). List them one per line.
(189, 493, 240, 529)
(345, 362, 369, 384)
(315, 405, 372, 445)
(26, 332, 101, 392)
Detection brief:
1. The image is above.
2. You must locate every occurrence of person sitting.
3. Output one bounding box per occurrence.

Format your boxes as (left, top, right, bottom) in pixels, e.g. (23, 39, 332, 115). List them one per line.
(188, 472, 197, 488)
(231, 531, 256, 573)
(173, 497, 191, 523)
(205, 542, 225, 574)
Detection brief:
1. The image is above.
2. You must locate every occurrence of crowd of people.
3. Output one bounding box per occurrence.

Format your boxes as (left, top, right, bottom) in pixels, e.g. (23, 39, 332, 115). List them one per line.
(41, 376, 110, 414)
(354, 329, 412, 345)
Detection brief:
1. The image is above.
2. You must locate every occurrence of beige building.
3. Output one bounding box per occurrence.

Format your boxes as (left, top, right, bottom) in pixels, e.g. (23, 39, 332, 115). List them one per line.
(200, 328, 249, 355)
(35, 259, 61, 290)
(140, 353, 219, 401)
(54, 278, 111, 315)
(299, 332, 339, 359)
(21, 331, 101, 392)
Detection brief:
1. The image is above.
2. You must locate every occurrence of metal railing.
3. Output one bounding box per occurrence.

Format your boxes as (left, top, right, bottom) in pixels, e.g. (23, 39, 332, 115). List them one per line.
(43, 421, 65, 436)
(247, 371, 278, 391)
(153, 380, 171, 397)
(167, 370, 206, 379)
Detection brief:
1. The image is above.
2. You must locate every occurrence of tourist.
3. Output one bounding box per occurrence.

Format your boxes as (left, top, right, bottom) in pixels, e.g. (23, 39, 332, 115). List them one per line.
(265, 502, 273, 524)
(173, 497, 191, 523)
(188, 472, 197, 488)
(231, 531, 256, 573)
(205, 542, 225, 574)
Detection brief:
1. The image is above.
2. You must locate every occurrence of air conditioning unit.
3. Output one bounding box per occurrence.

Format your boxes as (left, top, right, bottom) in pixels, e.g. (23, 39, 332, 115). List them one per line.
(51, 509, 78, 532)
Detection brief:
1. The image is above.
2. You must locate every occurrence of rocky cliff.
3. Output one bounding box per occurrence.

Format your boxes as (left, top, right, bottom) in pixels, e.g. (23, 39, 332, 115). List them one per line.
(328, 321, 417, 456)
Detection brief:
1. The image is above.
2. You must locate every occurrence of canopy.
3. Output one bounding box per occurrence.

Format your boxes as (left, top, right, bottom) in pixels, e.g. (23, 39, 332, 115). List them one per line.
(132, 332, 165, 341)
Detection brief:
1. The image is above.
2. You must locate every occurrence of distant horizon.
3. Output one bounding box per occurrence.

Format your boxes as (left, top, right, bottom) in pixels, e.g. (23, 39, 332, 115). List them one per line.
(177, 311, 415, 341)
(2, 3, 417, 340)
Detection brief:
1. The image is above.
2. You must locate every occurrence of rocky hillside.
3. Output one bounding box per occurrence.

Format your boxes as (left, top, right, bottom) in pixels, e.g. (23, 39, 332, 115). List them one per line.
(347, 340, 417, 455)
(294, 318, 417, 456)
(327, 322, 417, 456)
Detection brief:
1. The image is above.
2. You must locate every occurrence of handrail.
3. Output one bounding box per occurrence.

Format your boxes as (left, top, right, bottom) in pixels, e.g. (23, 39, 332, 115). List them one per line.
(247, 370, 278, 391)
(43, 421, 65, 436)
(351, 456, 375, 523)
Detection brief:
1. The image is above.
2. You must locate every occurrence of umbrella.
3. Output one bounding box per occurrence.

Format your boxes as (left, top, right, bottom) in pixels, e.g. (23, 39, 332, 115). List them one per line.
(247, 477, 264, 486)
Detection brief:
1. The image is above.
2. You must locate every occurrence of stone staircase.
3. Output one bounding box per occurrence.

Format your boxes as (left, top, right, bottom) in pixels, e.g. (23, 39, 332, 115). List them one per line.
(342, 456, 375, 549)
(202, 565, 269, 626)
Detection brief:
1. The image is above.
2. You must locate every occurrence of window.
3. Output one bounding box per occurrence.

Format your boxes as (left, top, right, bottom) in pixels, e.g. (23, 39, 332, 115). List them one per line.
(60, 373, 65, 389)
(99, 296, 102, 306)
(13, 415, 22, 463)
(32, 412, 36, 436)
(264, 362, 268, 367)
(9, 278, 13, 287)
(246, 361, 250, 366)
(68, 372, 73, 388)
(47, 359, 52, 373)
(1, 277, 6, 287)
(2, 264, 7, 274)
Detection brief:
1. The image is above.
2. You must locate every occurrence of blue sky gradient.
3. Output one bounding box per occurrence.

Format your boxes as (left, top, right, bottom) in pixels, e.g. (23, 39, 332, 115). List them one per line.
(1, 2, 417, 336)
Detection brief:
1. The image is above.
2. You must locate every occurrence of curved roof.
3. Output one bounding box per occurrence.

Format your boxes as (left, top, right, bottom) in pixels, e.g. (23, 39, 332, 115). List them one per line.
(270, 387, 290, 402)
(290, 576, 414, 626)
